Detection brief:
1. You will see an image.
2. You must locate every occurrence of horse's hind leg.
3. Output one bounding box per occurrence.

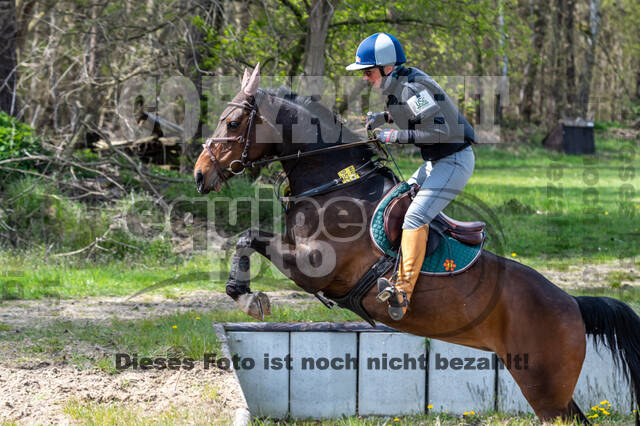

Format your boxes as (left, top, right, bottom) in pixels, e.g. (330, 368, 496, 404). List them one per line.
(491, 257, 590, 424)
(505, 344, 587, 423)
(568, 398, 590, 425)
(498, 294, 587, 423)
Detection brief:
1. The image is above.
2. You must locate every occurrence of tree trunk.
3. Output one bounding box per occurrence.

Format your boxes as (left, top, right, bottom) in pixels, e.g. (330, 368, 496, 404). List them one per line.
(565, 0, 577, 117)
(231, 0, 250, 31)
(578, 0, 600, 119)
(471, 12, 484, 126)
(636, 66, 640, 101)
(521, 0, 547, 122)
(15, 0, 36, 56)
(0, 0, 18, 115)
(301, 0, 334, 95)
(86, 4, 97, 78)
(497, 0, 507, 122)
(550, 0, 566, 120)
(182, 0, 213, 173)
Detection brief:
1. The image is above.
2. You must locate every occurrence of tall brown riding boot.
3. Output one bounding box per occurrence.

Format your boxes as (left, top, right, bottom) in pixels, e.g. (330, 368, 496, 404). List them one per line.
(376, 224, 428, 320)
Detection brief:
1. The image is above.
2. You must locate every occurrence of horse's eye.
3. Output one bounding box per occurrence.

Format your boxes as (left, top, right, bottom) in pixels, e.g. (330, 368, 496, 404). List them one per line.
(227, 121, 240, 129)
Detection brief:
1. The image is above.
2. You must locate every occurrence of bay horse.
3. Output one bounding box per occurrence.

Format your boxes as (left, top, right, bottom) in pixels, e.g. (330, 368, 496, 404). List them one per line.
(194, 65, 640, 424)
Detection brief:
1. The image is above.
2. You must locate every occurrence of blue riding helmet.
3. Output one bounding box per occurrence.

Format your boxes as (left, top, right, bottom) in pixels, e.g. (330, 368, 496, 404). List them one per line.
(346, 33, 407, 71)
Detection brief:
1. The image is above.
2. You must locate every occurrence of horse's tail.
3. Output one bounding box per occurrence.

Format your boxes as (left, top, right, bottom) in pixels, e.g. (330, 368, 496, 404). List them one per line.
(575, 296, 640, 425)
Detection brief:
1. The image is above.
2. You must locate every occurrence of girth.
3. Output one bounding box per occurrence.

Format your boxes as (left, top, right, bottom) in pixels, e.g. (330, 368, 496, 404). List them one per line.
(316, 255, 395, 327)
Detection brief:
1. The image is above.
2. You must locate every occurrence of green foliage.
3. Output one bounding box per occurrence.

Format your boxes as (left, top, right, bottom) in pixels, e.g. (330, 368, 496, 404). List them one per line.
(184, 0, 638, 124)
(393, 133, 640, 269)
(192, 0, 528, 123)
(73, 148, 100, 162)
(593, 121, 624, 131)
(0, 177, 175, 261)
(2, 177, 101, 249)
(164, 174, 282, 235)
(0, 112, 43, 162)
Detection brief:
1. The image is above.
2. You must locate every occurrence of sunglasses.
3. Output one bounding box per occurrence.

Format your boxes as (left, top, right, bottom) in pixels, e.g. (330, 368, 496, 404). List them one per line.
(362, 69, 377, 78)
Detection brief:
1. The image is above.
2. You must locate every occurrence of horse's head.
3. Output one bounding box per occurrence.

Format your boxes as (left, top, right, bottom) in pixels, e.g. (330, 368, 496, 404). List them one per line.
(194, 64, 273, 194)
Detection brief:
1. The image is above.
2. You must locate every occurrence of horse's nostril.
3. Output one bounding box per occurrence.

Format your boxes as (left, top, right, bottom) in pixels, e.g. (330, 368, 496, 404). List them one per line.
(195, 170, 204, 187)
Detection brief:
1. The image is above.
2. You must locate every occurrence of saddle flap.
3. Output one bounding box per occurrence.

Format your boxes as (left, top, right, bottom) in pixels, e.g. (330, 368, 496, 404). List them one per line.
(425, 230, 441, 257)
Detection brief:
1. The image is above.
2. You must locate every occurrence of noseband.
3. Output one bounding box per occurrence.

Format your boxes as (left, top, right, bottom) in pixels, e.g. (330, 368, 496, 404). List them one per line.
(202, 99, 259, 187)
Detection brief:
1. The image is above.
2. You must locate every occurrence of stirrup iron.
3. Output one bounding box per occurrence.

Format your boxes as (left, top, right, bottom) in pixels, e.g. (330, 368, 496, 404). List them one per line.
(376, 277, 394, 303)
(387, 289, 408, 321)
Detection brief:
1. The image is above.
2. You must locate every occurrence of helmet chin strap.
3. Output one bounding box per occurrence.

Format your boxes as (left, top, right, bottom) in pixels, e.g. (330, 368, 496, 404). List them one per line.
(379, 65, 399, 91)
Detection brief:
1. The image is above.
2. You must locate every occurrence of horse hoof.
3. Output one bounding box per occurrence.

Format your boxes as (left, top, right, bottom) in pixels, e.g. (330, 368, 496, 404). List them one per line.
(236, 291, 271, 320)
(255, 291, 271, 317)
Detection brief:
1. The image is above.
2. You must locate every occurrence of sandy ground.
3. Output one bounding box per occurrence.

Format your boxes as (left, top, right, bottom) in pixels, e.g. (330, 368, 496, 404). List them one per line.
(0, 290, 314, 328)
(539, 258, 640, 289)
(0, 261, 637, 425)
(0, 291, 314, 425)
(0, 364, 244, 425)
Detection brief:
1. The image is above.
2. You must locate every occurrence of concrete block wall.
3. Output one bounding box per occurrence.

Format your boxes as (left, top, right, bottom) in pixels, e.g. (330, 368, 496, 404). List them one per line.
(223, 323, 632, 419)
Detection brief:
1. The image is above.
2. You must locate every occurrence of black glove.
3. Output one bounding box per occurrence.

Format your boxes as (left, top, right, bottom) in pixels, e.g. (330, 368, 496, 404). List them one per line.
(374, 128, 398, 144)
(365, 111, 389, 130)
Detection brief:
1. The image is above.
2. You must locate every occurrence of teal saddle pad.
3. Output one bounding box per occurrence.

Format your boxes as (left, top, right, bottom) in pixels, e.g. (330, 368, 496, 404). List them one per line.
(370, 182, 484, 276)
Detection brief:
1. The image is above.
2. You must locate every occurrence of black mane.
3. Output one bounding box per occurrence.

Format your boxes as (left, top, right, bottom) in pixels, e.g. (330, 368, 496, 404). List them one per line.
(256, 87, 380, 195)
(259, 87, 376, 156)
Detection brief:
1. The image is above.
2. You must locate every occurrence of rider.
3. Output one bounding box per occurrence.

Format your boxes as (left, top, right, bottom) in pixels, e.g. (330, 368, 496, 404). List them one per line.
(346, 32, 476, 320)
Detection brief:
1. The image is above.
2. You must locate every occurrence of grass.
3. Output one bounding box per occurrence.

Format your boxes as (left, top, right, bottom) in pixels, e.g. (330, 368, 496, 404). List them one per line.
(0, 304, 360, 371)
(573, 285, 640, 311)
(250, 410, 635, 425)
(0, 251, 296, 299)
(1, 131, 638, 300)
(392, 134, 640, 270)
(63, 397, 230, 425)
(56, 401, 639, 425)
(606, 270, 639, 288)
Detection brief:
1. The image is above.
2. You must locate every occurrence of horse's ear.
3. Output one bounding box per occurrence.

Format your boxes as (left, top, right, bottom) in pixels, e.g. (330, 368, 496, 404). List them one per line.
(243, 63, 260, 96)
(241, 68, 250, 90)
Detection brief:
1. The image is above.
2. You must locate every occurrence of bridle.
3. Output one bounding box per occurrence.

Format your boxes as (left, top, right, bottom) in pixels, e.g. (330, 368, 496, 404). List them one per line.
(202, 99, 259, 188)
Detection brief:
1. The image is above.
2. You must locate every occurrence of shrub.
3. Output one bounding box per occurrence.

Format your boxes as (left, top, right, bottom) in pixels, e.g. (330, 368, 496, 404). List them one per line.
(0, 179, 175, 261)
(0, 111, 43, 162)
(1, 176, 102, 250)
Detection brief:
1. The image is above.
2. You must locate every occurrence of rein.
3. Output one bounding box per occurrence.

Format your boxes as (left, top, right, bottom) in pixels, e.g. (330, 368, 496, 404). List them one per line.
(249, 139, 379, 168)
(203, 95, 382, 190)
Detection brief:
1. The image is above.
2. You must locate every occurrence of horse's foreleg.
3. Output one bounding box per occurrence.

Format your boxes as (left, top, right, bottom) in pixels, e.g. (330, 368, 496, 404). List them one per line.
(226, 229, 298, 319)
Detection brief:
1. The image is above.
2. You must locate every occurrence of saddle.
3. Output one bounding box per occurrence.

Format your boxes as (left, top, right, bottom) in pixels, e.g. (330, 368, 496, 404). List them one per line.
(383, 184, 486, 256)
